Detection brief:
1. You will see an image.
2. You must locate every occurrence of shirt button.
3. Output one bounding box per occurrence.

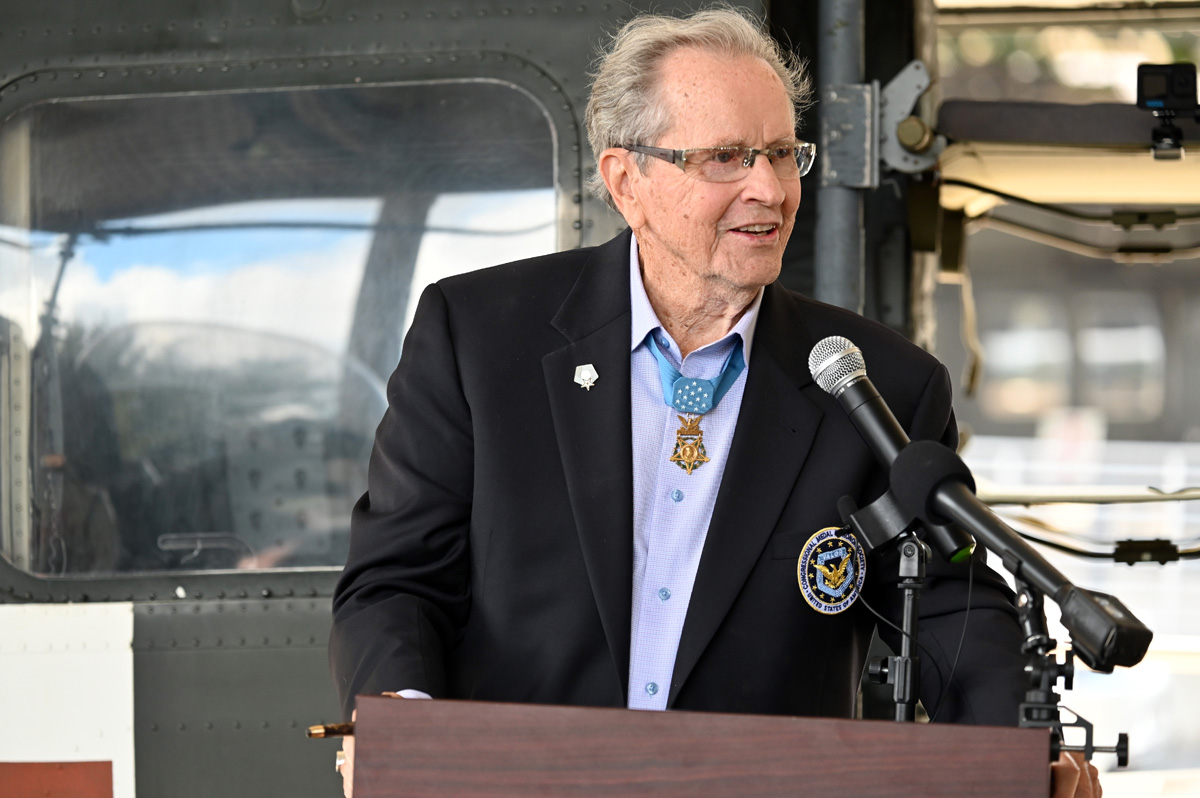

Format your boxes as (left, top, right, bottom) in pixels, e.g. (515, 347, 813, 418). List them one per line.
(645, 682, 659, 696)
(671, 489, 684, 503)
(658, 587, 671, 602)
(659, 337, 670, 350)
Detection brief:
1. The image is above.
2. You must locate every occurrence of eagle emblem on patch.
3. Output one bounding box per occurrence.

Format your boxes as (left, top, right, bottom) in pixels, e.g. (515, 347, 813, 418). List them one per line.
(797, 527, 866, 615)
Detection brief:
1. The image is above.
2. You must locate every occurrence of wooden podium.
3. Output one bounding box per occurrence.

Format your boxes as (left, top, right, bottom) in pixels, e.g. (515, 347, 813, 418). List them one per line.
(353, 695, 1051, 797)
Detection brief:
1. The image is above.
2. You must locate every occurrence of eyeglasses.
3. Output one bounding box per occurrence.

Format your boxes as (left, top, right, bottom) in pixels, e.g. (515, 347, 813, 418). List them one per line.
(623, 140, 816, 183)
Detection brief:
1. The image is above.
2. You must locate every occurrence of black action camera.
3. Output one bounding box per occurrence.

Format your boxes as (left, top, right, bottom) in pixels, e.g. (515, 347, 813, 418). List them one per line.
(1137, 63, 1198, 112)
(1137, 63, 1198, 159)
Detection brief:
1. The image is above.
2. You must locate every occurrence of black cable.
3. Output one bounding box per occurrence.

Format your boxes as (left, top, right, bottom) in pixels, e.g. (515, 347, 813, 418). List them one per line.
(857, 552, 975, 723)
(1011, 531, 1119, 559)
(857, 591, 946, 705)
(1008, 526, 1200, 562)
(928, 553, 974, 724)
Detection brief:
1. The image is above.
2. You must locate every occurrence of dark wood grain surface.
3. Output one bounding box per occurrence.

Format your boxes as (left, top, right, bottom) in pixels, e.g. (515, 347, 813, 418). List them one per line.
(354, 696, 1051, 797)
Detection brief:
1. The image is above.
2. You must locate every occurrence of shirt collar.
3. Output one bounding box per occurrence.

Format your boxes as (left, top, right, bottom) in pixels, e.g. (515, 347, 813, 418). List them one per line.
(628, 231, 763, 362)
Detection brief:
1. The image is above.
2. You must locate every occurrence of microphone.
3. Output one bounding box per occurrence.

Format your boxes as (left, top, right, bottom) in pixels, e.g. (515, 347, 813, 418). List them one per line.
(808, 335, 975, 563)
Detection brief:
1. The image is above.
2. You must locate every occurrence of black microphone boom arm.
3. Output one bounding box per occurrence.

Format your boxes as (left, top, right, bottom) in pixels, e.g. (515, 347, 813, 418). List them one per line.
(892, 440, 1153, 673)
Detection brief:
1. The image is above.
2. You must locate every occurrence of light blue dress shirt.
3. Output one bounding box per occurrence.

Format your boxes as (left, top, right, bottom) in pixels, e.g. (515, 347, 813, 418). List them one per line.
(626, 233, 763, 710)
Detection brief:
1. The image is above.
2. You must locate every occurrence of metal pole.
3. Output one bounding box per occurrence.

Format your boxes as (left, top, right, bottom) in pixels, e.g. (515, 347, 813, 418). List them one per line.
(815, 0, 865, 313)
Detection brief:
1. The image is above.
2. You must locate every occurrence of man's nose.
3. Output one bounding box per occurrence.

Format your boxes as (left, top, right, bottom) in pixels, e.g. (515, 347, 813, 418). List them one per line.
(741, 154, 787, 204)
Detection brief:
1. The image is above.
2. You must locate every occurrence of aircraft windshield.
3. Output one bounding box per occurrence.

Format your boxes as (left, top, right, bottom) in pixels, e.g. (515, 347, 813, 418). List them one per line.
(0, 81, 556, 575)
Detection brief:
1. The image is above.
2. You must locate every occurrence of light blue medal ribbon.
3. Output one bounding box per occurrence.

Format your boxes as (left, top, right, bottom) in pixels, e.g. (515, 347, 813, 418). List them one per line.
(645, 333, 745, 475)
(646, 334, 746, 414)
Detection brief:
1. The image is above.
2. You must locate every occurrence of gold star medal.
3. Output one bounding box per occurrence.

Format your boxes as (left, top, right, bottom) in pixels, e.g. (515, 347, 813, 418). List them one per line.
(669, 413, 710, 475)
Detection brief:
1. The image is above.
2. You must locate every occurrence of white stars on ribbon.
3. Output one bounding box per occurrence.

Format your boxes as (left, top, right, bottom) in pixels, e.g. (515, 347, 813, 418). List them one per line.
(672, 377, 715, 414)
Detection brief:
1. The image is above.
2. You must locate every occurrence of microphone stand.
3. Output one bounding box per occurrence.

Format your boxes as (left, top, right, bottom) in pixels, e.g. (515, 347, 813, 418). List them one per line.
(839, 492, 933, 722)
(1014, 577, 1130, 766)
(870, 532, 930, 722)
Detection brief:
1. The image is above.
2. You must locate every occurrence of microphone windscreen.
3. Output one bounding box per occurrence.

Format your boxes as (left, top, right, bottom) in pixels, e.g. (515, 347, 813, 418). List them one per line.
(808, 336, 865, 395)
(891, 439, 977, 527)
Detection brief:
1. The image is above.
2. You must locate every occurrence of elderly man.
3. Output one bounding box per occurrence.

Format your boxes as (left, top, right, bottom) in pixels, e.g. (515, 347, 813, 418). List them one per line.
(331, 7, 1099, 797)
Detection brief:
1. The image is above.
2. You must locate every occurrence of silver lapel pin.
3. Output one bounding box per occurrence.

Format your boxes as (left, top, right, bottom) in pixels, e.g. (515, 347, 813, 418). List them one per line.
(574, 364, 599, 391)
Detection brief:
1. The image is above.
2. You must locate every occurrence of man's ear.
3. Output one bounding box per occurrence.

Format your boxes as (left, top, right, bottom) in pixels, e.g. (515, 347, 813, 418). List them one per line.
(597, 148, 647, 229)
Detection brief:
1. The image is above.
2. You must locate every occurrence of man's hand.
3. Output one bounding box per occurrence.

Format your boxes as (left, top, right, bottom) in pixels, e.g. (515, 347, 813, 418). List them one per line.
(1051, 750, 1102, 798)
(339, 693, 407, 798)
(339, 709, 355, 798)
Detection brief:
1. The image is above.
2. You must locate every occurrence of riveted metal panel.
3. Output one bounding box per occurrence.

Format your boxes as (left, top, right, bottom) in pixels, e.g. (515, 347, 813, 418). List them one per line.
(133, 597, 341, 798)
(0, 320, 32, 571)
(819, 82, 879, 190)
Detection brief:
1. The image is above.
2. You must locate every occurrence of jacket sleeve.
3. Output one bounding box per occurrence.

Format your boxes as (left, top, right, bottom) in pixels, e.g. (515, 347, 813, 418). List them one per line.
(871, 362, 1028, 726)
(328, 283, 474, 720)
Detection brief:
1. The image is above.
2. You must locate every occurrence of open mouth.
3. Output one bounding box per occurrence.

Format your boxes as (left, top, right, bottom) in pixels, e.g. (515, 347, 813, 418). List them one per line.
(731, 223, 778, 237)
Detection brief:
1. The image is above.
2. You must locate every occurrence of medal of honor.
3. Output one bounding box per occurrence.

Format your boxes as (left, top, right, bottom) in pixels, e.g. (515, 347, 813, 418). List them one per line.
(797, 527, 866, 615)
(646, 334, 745, 476)
(668, 413, 710, 474)
(667, 376, 717, 473)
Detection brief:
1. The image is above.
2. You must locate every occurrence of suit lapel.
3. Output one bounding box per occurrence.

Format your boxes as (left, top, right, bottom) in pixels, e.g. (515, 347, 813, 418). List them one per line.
(542, 231, 635, 703)
(668, 283, 826, 705)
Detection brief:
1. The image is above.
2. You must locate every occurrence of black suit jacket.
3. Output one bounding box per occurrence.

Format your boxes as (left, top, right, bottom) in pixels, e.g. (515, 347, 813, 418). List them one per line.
(330, 230, 1026, 724)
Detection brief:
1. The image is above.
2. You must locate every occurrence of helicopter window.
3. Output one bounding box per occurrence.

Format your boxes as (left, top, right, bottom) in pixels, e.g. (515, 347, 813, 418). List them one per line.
(0, 80, 556, 575)
(1075, 291, 1165, 424)
(977, 293, 1073, 422)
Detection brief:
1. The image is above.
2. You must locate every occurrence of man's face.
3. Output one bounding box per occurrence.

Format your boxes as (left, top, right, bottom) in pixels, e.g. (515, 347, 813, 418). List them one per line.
(629, 48, 801, 297)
